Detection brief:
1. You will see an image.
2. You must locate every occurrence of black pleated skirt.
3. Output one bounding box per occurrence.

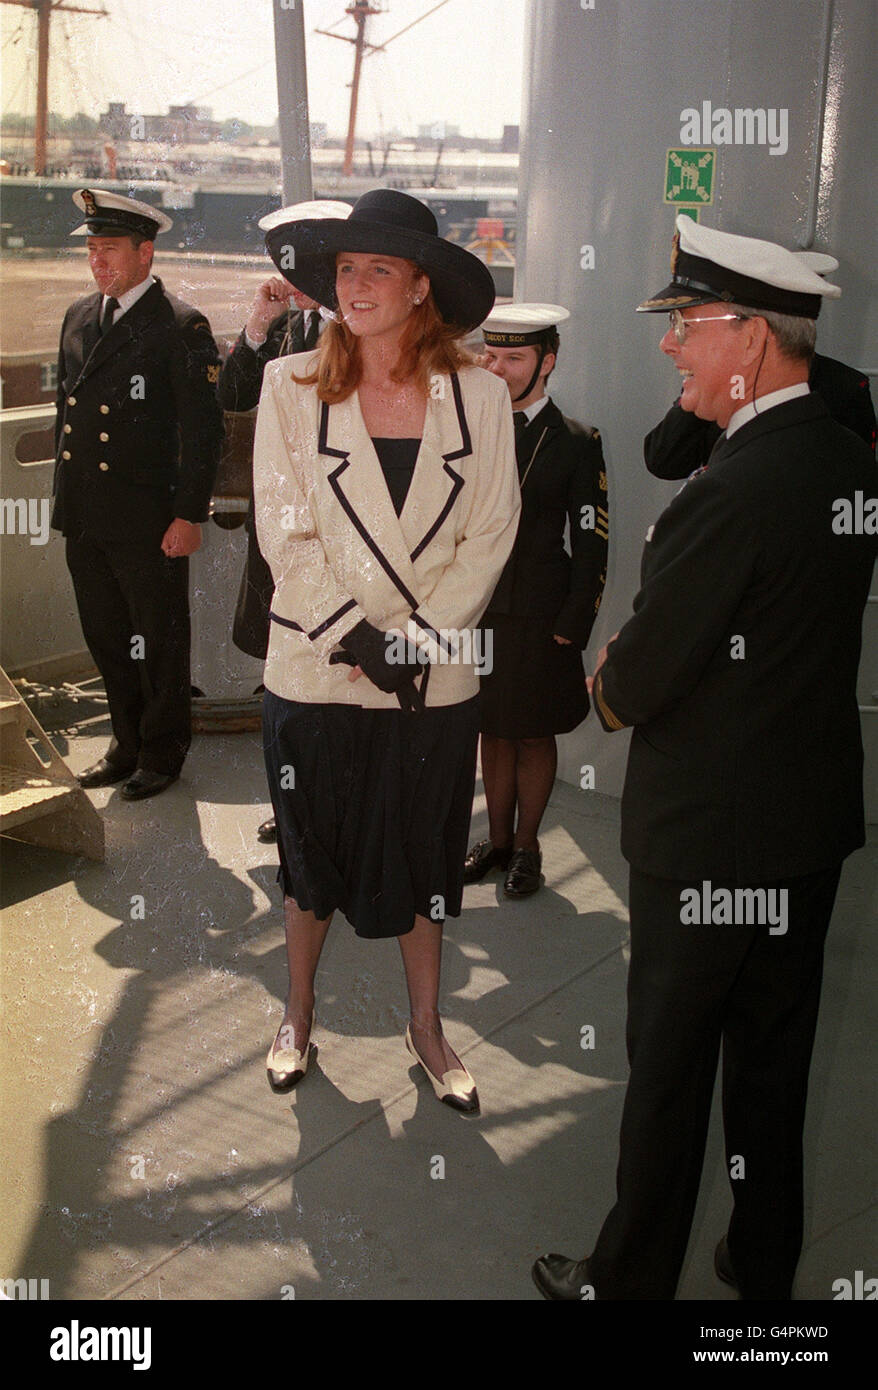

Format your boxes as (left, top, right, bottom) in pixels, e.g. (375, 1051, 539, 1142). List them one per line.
(478, 614, 589, 738)
(262, 690, 480, 938)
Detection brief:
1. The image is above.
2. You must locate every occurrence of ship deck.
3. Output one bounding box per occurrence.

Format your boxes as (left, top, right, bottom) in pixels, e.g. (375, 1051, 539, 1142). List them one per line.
(2, 701, 875, 1302)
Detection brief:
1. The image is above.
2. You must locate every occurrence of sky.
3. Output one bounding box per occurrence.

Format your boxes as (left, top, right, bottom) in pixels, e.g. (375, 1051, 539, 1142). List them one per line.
(1, 0, 527, 140)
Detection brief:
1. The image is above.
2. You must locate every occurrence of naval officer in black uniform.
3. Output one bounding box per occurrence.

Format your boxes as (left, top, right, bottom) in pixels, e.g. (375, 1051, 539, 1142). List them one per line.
(533, 217, 877, 1300)
(463, 304, 608, 896)
(218, 200, 350, 841)
(53, 190, 223, 799)
(644, 251, 875, 477)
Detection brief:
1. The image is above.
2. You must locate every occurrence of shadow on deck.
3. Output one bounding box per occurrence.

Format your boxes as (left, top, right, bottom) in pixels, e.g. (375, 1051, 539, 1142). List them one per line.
(2, 715, 875, 1301)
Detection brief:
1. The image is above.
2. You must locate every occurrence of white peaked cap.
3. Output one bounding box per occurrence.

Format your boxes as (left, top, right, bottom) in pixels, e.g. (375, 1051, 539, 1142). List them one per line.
(638, 214, 841, 316)
(258, 199, 352, 232)
(71, 188, 173, 236)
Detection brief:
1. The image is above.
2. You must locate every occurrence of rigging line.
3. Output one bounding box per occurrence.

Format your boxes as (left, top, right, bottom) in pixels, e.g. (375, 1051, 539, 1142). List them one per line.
(314, 1, 349, 37)
(378, 0, 456, 50)
(105, 0, 196, 114)
(2, 19, 25, 50)
(2, 65, 31, 116)
(105, 24, 212, 66)
(124, 20, 265, 45)
(57, 10, 105, 117)
(109, 0, 184, 92)
(2, 38, 33, 115)
(185, 58, 276, 105)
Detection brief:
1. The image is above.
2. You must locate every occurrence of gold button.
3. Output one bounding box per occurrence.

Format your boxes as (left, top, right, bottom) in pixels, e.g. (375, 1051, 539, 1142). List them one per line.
(62, 450, 71, 460)
(67, 396, 76, 406)
(99, 462, 109, 471)
(100, 404, 110, 415)
(99, 432, 109, 442)
(63, 424, 72, 434)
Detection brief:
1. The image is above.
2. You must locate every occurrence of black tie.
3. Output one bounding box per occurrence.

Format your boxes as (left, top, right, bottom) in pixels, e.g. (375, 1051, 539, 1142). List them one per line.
(513, 411, 528, 442)
(100, 297, 119, 336)
(303, 312, 320, 350)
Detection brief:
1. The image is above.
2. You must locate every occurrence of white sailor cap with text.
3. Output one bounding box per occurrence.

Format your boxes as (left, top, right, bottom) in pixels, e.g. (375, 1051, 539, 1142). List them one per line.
(482, 302, 571, 346)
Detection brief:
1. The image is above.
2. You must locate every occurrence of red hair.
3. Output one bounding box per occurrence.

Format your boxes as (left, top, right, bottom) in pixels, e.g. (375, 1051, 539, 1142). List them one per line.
(292, 261, 474, 403)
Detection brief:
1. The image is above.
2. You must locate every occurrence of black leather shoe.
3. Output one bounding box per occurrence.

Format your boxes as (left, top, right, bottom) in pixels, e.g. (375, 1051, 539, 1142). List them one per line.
(77, 757, 136, 788)
(532, 1253, 594, 1300)
(504, 847, 542, 896)
(463, 840, 513, 884)
(120, 769, 178, 801)
(714, 1237, 739, 1293)
(257, 817, 277, 843)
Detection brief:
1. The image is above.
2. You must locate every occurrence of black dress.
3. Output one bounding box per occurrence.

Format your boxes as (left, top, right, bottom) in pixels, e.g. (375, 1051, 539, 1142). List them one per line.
(263, 437, 480, 939)
(478, 400, 608, 739)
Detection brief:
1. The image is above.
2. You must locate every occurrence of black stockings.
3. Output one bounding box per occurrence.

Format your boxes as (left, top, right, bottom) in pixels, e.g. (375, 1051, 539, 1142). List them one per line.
(480, 733, 557, 852)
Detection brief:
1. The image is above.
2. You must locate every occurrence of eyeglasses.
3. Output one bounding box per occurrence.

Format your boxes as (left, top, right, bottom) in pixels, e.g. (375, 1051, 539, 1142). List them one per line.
(668, 309, 744, 344)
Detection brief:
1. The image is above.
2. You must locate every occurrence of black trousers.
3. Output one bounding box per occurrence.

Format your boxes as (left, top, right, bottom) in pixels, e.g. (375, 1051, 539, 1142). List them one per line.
(588, 862, 842, 1300)
(66, 535, 192, 776)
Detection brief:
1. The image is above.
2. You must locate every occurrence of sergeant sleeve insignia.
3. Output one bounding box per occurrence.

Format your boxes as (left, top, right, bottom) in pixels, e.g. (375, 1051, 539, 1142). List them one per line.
(599, 470, 607, 493)
(593, 669, 625, 731)
(206, 363, 220, 384)
(596, 504, 609, 541)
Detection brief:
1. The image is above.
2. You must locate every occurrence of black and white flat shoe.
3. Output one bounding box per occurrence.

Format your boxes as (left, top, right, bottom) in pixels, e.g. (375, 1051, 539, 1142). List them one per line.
(405, 1025, 479, 1114)
(266, 1012, 315, 1093)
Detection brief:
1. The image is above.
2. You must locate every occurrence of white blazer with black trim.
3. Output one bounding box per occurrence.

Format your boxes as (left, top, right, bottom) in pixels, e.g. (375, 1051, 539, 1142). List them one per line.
(253, 353, 521, 706)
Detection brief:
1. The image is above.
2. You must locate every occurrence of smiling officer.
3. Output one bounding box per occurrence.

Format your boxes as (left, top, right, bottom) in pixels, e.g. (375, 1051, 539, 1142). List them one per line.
(533, 216, 877, 1301)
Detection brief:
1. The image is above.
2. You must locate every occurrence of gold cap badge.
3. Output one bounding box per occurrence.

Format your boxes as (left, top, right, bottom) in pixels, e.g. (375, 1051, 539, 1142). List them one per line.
(670, 229, 680, 275)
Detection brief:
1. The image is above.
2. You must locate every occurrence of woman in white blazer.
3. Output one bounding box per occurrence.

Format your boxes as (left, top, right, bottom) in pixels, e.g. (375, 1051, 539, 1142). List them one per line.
(255, 190, 520, 1112)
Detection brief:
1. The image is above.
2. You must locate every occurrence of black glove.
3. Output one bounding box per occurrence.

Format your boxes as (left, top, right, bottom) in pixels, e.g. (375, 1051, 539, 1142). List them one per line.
(334, 618, 426, 695)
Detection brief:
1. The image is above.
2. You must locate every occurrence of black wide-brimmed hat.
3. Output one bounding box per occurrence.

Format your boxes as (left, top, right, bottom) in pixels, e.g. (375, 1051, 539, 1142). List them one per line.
(264, 188, 496, 332)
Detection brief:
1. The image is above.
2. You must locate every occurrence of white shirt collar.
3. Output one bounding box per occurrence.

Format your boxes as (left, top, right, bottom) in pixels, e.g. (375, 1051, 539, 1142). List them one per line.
(726, 382, 810, 437)
(103, 274, 155, 321)
(519, 393, 550, 424)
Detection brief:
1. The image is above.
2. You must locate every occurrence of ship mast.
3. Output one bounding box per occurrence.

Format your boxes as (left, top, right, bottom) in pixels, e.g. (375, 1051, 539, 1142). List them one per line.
(2, 0, 108, 176)
(315, 0, 455, 179)
(316, 1, 383, 178)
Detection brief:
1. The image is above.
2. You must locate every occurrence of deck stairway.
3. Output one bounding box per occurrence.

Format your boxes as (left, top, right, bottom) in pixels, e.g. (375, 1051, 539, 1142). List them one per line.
(0, 666, 104, 861)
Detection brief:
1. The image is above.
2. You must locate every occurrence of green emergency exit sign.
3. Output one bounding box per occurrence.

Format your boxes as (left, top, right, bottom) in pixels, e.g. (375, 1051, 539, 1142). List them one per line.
(664, 148, 716, 205)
